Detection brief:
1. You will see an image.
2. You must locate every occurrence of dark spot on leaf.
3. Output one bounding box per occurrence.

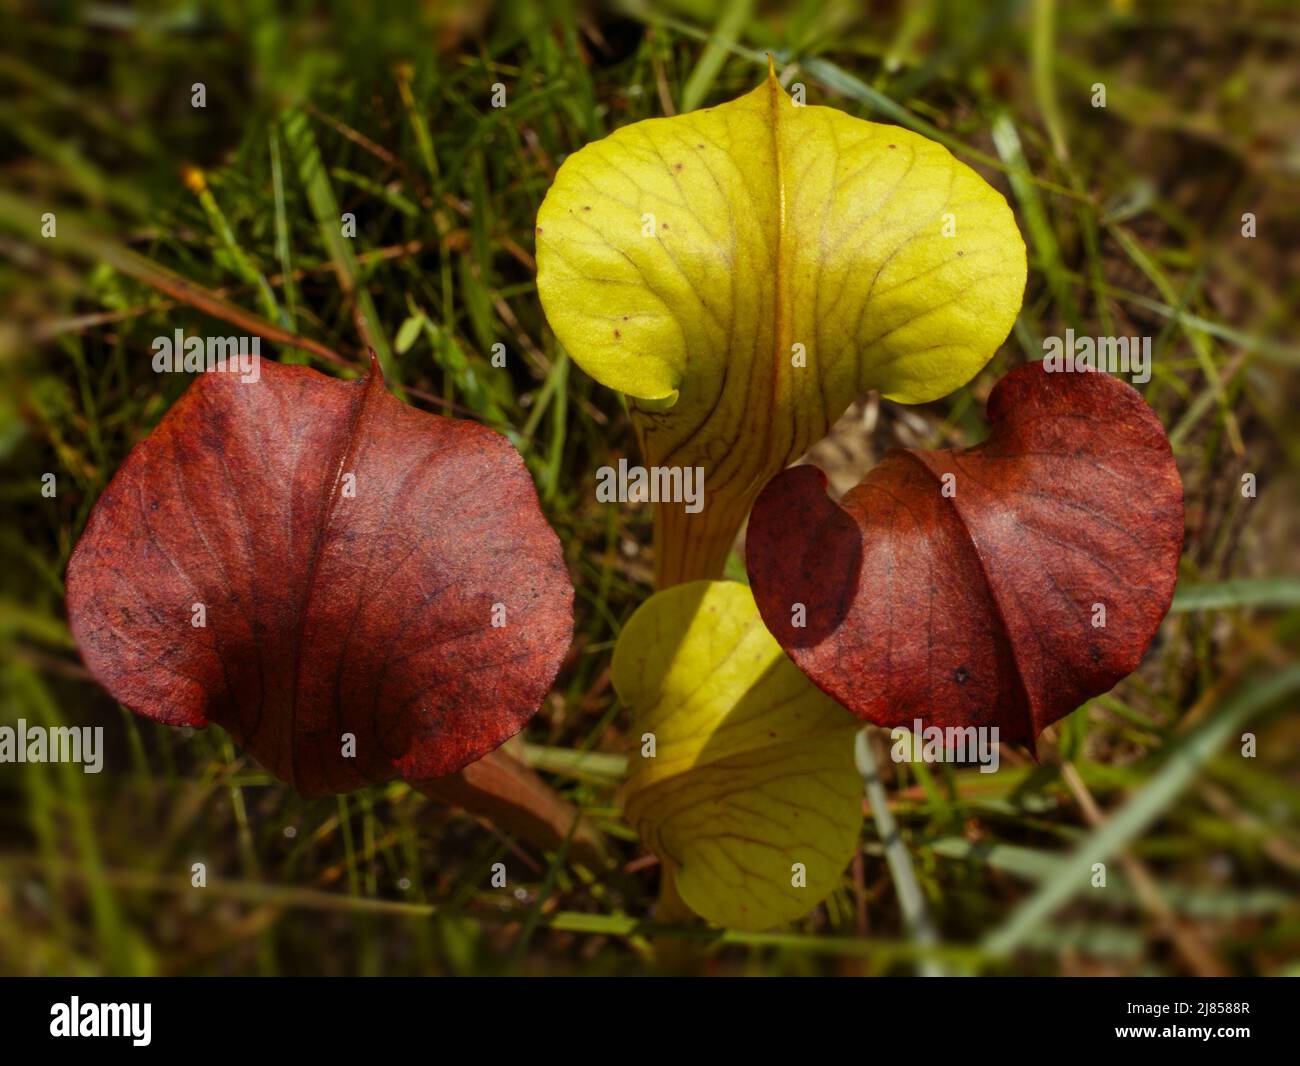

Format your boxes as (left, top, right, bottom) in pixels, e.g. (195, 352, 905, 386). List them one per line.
(614, 329, 621, 339)
(954, 666, 970, 684)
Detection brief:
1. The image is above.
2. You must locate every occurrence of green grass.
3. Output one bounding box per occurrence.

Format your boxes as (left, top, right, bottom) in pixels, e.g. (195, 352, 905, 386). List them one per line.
(1, 0, 1298, 976)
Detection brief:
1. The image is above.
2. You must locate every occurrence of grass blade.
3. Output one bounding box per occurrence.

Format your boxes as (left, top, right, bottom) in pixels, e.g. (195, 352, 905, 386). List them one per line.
(983, 665, 1300, 958)
(1171, 577, 1300, 612)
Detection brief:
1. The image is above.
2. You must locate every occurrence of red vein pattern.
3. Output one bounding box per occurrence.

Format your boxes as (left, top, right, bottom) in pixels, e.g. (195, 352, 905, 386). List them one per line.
(66, 356, 574, 797)
(746, 362, 1184, 746)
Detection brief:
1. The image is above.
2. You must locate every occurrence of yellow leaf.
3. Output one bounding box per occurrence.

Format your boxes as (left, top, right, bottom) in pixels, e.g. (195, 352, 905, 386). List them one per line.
(614, 580, 861, 931)
(536, 68, 1026, 584)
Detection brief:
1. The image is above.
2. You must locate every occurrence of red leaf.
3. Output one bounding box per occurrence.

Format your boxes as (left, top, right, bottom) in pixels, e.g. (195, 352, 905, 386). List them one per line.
(66, 357, 574, 797)
(746, 362, 1184, 747)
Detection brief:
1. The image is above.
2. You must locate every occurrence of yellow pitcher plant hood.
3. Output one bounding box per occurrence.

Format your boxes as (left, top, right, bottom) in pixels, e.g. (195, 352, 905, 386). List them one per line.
(614, 581, 861, 931)
(536, 63, 1026, 584)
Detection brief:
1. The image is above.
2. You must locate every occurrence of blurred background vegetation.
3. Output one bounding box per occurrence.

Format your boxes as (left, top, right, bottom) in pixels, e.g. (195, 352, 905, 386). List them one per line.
(1, 0, 1298, 975)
